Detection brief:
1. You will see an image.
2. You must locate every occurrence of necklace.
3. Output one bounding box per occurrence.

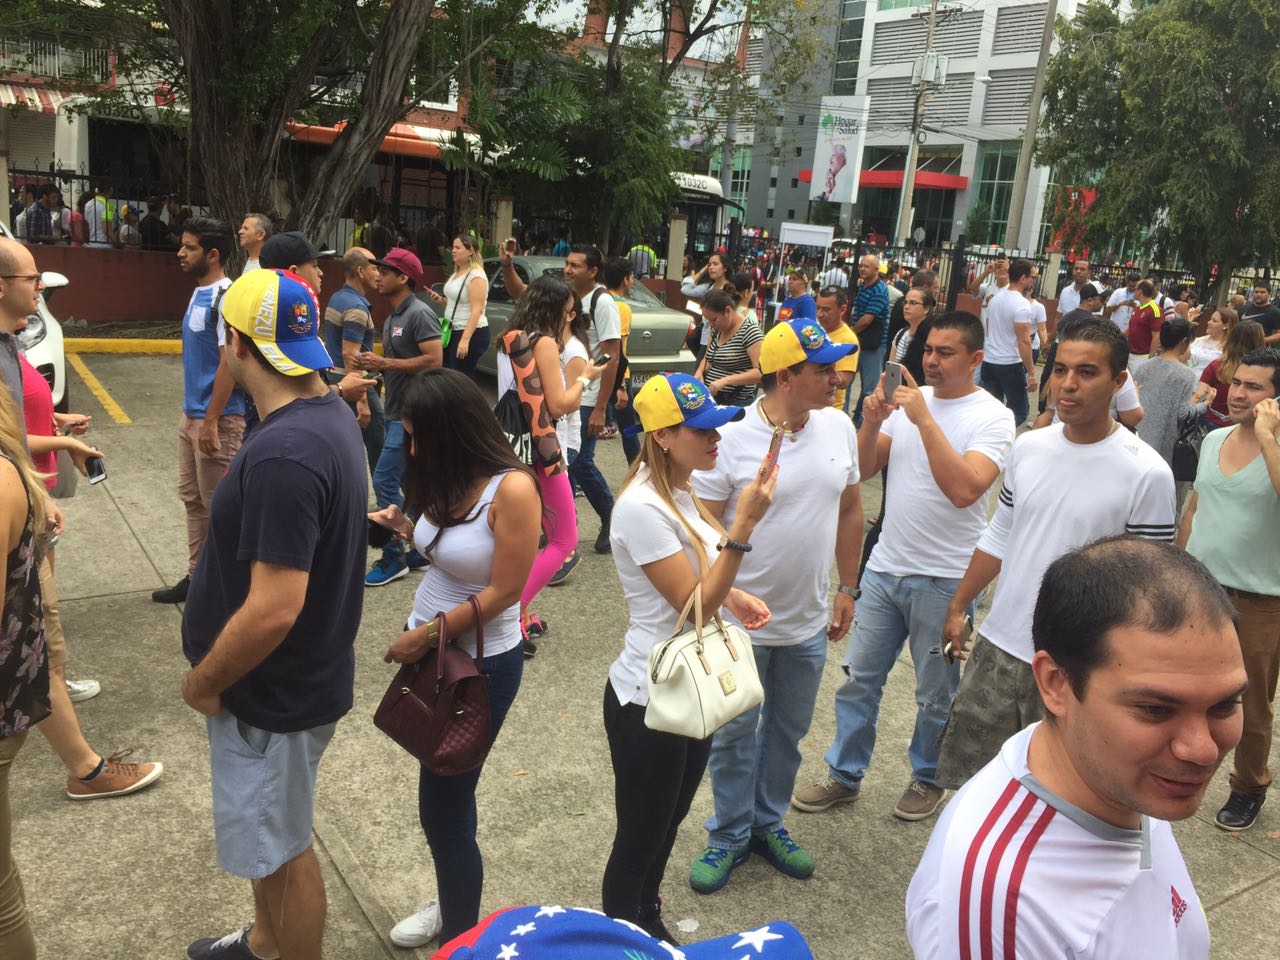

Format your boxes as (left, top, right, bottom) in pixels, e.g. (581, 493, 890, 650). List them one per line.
(758, 401, 805, 442)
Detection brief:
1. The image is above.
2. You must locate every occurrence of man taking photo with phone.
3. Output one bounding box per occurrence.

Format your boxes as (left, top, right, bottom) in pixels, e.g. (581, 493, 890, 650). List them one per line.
(794, 312, 1014, 822)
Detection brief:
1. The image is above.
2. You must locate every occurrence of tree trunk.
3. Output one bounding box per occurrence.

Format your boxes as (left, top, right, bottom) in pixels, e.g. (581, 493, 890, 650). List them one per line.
(161, 0, 344, 269)
(288, 0, 436, 244)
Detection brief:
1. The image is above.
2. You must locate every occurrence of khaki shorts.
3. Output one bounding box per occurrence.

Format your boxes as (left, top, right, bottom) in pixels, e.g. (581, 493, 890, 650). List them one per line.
(935, 635, 1043, 790)
(38, 557, 67, 670)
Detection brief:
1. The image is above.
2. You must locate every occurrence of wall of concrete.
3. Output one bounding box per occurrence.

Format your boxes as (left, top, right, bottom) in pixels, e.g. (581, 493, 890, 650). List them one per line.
(27, 245, 446, 328)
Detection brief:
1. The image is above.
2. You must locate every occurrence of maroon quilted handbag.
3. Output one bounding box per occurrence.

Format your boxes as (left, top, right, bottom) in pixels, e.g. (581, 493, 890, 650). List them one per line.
(373, 596, 492, 776)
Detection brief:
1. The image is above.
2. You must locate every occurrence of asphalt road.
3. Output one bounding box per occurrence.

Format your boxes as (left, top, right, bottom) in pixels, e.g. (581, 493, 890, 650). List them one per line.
(12, 354, 1280, 959)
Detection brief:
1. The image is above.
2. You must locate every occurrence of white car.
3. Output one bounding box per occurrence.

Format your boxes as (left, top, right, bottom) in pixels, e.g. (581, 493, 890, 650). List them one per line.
(0, 221, 68, 410)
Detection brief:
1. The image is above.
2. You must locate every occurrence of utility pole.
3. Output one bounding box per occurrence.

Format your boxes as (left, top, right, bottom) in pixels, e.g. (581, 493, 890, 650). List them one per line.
(1002, 0, 1059, 252)
(893, 0, 941, 248)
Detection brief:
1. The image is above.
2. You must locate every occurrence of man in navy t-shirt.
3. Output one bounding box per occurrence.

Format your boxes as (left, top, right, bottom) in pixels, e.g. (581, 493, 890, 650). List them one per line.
(180, 267, 367, 960)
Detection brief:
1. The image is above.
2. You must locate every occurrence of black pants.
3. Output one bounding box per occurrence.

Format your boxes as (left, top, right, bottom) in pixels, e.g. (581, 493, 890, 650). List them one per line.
(601, 683, 711, 922)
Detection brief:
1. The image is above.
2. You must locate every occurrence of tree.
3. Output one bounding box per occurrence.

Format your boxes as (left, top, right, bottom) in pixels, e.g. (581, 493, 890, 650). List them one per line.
(1, 0, 543, 248)
(1038, 0, 1280, 294)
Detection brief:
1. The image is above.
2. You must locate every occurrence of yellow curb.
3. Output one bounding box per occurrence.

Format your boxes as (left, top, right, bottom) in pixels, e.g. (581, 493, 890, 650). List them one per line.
(66, 354, 132, 424)
(65, 338, 182, 355)
(65, 339, 385, 355)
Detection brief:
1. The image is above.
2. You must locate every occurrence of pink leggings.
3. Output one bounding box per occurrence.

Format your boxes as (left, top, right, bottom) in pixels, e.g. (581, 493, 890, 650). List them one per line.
(522, 470, 578, 607)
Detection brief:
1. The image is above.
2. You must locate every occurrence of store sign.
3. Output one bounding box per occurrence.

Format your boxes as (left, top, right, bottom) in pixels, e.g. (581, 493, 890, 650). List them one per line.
(810, 95, 870, 205)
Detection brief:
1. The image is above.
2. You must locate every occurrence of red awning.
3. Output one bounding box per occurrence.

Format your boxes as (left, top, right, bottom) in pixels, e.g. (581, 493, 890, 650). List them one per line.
(284, 120, 444, 159)
(798, 169, 813, 184)
(859, 170, 968, 190)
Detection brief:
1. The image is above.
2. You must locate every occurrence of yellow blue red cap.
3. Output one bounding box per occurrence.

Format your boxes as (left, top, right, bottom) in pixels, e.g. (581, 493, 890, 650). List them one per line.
(759, 318, 857, 374)
(633, 373, 746, 432)
(220, 268, 333, 376)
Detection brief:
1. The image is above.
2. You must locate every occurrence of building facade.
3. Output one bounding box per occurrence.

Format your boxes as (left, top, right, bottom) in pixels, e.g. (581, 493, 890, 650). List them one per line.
(748, 0, 1087, 252)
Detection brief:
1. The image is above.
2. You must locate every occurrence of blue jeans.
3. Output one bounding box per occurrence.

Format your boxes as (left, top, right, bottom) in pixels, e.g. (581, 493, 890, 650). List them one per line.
(570, 404, 614, 524)
(348, 386, 385, 476)
(824, 568, 969, 788)
(610, 383, 641, 465)
(980, 361, 1030, 426)
(372, 419, 407, 563)
(444, 325, 491, 380)
(418, 643, 524, 943)
(851, 341, 886, 427)
(705, 628, 828, 850)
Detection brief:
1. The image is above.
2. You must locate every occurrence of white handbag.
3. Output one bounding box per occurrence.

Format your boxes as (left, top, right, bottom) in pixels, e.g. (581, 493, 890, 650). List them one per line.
(645, 587, 764, 739)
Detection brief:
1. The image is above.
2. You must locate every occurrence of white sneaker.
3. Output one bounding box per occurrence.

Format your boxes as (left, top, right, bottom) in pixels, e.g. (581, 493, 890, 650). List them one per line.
(66, 678, 101, 703)
(390, 900, 442, 948)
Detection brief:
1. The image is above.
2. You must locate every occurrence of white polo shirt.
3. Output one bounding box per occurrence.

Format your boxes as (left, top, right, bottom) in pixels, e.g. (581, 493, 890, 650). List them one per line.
(693, 400, 858, 646)
(907, 723, 1209, 960)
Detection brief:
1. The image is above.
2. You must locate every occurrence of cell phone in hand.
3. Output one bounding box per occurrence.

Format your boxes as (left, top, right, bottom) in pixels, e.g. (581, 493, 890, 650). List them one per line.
(884, 361, 904, 398)
(945, 614, 974, 665)
(766, 424, 785, 463)
(505, 238, 517, 253)
(85, 454, 107, 485)
(593, 353, 611, 367)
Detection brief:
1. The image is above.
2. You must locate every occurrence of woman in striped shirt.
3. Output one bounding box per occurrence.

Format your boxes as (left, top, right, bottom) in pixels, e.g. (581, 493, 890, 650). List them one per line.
(694, 287, 764, 407)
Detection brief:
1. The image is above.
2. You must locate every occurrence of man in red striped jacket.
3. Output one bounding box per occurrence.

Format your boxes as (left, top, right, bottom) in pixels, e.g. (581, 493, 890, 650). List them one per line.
(906, 537, 1244, 960)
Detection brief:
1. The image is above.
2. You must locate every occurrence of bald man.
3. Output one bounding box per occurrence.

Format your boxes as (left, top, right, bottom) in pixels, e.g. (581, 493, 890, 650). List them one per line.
(324, 246, 383, 471)
(850, 253, 891, 426)
(0, 238, 40, 422)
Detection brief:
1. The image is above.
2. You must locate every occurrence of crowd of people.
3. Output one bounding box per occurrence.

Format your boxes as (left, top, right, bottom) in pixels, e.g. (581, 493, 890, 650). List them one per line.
(0, 205, 1277, 960)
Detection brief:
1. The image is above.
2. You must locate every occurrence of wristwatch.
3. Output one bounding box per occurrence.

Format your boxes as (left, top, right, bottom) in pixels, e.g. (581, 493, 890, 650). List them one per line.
(717, 536, 752, 553)
(837, 584, 861, 600)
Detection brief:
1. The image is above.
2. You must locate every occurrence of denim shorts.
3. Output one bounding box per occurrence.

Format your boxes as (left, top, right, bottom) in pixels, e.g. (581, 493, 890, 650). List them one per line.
(206, 711, 336, 879)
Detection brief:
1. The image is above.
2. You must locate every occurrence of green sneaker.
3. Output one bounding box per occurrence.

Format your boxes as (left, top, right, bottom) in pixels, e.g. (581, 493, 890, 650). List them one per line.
(689, 845, 749, 894)
(750, 827, 814, 879)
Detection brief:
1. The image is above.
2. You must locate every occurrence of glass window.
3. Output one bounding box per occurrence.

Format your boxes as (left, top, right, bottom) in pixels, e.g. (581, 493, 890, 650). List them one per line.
(970, 142, 1021, 245)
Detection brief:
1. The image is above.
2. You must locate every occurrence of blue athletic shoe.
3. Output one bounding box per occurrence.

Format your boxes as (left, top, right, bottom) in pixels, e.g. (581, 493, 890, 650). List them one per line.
(405, 549, 429, 570)
(187, 924, 261, 959)
(365, 557, 408, 587)
(549, 551, 580, 586)
(750, 827, 814, 878)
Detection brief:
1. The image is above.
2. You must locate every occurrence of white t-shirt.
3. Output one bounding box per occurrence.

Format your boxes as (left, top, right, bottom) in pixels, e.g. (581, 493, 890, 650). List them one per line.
(581, 285, 621, 407)
(444, 268, 488, 330)
(85, 197, 112, 247)
(975, 423, 1175, 662)
(1028, 297, 1046, 351)
(692, 401, 859, 646)
(118, 222, 139, 246)
(609, 470, 721, 706)
(907, 723, 1209, 960)
(557, 335, 587, 455)
(1106, 287, 1135, 332)
(984, 287, 1032, 365)
(244, 258, 260, 273)
(870, 389, 1015, 579)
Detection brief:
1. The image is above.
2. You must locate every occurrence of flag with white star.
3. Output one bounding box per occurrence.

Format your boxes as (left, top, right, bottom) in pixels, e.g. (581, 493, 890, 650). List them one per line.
(432, 905, 813, 959)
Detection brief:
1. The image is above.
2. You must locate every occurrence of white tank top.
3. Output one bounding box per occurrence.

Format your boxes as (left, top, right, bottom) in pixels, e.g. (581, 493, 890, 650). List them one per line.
(409, 471, 520, 658)
(444, 268, 487, 330)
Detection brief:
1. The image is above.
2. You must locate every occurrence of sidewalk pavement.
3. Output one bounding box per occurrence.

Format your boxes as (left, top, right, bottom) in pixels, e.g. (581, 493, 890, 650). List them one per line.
(11, 355, 1280, 959)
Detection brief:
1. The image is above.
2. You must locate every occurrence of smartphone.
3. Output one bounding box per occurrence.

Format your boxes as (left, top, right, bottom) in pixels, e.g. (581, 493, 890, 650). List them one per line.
(505, 238, 517, 253)
(766, 424, 785, 463)
(362, 370, 384, 383)
(884, 361, 904, 398)
(85, 454, 107, 485)
(594, 352, 611, 366)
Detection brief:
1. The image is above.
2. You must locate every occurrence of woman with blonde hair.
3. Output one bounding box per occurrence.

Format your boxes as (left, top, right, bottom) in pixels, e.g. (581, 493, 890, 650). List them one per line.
(0, 382, 52, 960)
(601, 372, 775, 943)
(426, 235, 489, 378)
(1188, 305, 1237, 377)
(1199, 319, 1264, 427)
